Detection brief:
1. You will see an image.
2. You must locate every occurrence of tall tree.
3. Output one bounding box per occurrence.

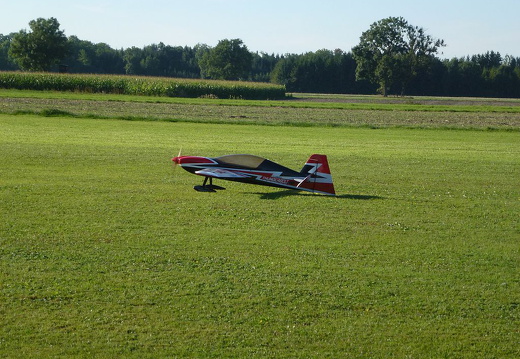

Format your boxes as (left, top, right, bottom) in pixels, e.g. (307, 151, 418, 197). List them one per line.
(251, 52, 280, 82)
(123, 47, 144, 75)
(9, 17, 68, 71)
(0, 34, 17, 70)
(198, 39, 252, 80)
(352, 17, 445, 96)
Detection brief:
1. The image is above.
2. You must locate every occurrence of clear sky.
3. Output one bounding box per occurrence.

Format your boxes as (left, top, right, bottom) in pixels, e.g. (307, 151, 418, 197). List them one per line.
(1, 0, 518, 59)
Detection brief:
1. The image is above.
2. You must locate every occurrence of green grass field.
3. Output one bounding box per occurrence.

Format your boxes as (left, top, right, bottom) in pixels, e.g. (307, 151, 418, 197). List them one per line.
(2, 89, 520, 129)
(1, 95, 519, 357)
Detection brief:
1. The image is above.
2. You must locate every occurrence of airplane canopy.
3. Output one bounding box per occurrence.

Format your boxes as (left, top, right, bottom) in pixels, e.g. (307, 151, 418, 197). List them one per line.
(215, 154, 301, 176)
(215, 154, 266, 169)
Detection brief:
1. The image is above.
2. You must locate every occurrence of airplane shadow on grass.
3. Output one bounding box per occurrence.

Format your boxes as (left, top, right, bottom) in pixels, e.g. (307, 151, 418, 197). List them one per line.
(250, 190, 384, 200)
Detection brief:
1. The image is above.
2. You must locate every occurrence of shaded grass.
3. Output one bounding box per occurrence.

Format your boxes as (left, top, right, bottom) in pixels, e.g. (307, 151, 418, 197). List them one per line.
(1, 115, 519, 357)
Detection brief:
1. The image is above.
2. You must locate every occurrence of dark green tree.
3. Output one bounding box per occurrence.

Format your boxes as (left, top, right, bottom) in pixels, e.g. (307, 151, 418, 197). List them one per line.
(270, 50, 371, 94)
(270, 54, 297, 86)
(123, 47, 145, 75)
(198, 39, 252, 80)
(9, 18, 68, 71)
(352, 16, 445, 96)
(251, 52, 280, 82)
(472, 51, 502, 69)
(138, 43, 200, 78)
(92, 43, 125, 74)
(0, 34, 17, 70)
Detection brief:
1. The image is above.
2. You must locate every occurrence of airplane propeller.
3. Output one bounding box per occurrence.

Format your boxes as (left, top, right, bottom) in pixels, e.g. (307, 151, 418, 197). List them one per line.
(173, 147, 182, 164)
(172, 147, 182, 175)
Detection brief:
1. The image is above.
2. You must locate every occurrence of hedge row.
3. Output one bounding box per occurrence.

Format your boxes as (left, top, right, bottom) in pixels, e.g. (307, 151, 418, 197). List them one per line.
(0, 72, 287, 100)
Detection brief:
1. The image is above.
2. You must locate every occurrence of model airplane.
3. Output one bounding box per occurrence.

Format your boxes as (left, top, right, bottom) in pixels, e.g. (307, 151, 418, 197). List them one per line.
(172, 153, 335, 196)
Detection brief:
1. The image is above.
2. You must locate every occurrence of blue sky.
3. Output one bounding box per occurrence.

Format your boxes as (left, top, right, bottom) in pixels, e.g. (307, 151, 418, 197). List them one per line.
(2, 0, 518, 59)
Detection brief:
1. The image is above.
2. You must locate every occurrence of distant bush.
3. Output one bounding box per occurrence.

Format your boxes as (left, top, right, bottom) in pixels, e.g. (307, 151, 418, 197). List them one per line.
(0, 72, 287, 100)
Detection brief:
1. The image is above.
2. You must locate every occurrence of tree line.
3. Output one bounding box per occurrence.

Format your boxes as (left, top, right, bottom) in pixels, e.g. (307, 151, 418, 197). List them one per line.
(1, 17, 519, 98)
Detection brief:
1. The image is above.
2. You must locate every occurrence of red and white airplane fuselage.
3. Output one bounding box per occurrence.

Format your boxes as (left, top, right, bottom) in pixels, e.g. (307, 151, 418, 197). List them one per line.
(172, 154, 335, 196)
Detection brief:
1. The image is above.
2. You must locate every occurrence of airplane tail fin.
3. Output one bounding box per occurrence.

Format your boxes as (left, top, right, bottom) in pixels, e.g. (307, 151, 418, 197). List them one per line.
(298, 154, 336, 196)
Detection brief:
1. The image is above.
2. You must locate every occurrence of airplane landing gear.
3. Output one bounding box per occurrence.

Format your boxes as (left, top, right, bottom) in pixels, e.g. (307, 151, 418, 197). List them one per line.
(194, 177, 226, 192)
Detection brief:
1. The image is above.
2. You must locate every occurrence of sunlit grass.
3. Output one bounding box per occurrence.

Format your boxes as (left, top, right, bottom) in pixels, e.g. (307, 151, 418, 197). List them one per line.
(1, 114, 519, 357)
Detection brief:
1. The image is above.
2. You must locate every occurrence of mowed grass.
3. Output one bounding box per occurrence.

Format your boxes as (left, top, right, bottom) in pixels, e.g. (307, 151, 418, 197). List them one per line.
(1, 114, 519, 358)
(2, 89, 520, 129)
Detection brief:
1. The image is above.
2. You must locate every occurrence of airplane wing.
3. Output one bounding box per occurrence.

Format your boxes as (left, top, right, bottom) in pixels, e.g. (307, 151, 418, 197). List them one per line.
(195, 168, 251, 179)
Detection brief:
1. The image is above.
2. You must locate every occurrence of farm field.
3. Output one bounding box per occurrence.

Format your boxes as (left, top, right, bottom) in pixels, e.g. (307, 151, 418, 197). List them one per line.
(1, 92, 519, 358)
(0, 72, 286, 100)
(1, 89, 520, 129)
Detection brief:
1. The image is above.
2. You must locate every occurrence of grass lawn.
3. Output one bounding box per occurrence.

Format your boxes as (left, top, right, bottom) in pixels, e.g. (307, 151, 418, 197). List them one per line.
(1, 112, 519, 357)
(1, 89, 520, 129)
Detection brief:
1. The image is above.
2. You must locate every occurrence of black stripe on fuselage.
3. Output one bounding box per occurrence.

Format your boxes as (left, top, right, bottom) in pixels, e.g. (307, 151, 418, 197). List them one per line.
(214, 158, 301, 177)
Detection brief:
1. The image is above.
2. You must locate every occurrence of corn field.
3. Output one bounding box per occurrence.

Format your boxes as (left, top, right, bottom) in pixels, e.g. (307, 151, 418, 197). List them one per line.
(0, 72, 286, 100)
